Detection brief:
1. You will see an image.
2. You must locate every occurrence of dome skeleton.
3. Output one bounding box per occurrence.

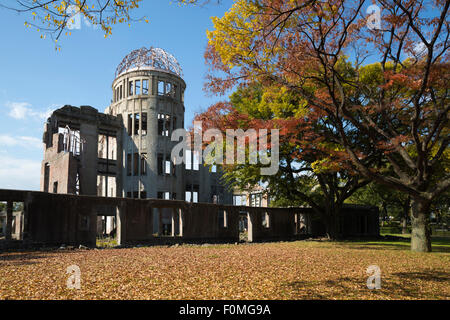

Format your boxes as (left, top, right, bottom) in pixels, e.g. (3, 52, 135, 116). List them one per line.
(115, 47, 183, 78)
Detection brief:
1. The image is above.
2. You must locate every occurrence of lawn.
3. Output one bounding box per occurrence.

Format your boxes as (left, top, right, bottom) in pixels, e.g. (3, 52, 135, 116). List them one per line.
(0, 239, 448, 300)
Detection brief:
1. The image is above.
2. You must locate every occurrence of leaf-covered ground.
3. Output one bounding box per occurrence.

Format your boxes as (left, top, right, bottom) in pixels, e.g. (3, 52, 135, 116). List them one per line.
(0, 240, 448, 300)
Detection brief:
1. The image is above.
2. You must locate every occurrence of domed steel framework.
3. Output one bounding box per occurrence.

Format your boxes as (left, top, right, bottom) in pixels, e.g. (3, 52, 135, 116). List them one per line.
(115, 47, 183, 78)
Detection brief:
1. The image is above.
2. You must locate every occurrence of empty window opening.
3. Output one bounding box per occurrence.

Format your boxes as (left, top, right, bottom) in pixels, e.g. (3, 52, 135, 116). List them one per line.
(239, 212, 249, 241)
(53, 181, 58, 193)
(142, 79, 149, 95)
(262, 212, 270, 228)
(157, 154, 163, 175)
(165, 116, 170, 136)
(96, 175, 116, 197)
(165, 82, 172, 96)
(115, 86, 122, 102)
(140, 153, 147, 176)
(43, 163, 50, 192)
(127, 114, 133, 136)
(128, 80, 134, 96)
(233, 194, 246, 206)
(158, 116, 164, 136)
(6, 202, 24, 240)
(60, 126, 81, 155)
(133, 191, 138, 199)
(296, 213, 307, 234)
(141, 112, 147, 136)
(185, 185, 199, 203)
(185, 149, 192, 170)
(134, 113, 140, 136)
(158, 113, 171, 137)
(157, 113, 169, 136)
(165, 159, 171, 175)
(192, 151, 199, 171)
(158, 81, 165, 95)
(140, 191, 147, 199)
(135, 80, 141, 95)
(98, 135, 117, 160)
(250, 193, 262, 207)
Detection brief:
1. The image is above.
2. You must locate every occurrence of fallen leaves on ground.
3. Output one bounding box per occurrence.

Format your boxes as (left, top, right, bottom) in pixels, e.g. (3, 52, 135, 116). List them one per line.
(0, 241, 448, 299)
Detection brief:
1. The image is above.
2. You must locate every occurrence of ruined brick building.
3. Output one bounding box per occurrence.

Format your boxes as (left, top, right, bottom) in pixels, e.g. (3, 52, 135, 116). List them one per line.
(40, 47, 233, 235)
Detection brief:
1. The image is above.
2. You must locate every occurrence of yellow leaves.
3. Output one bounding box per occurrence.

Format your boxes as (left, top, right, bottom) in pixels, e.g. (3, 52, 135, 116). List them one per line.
(259, 85, 308, 119)
(207, 0, 261, 69)
(311, 158, 337, 173)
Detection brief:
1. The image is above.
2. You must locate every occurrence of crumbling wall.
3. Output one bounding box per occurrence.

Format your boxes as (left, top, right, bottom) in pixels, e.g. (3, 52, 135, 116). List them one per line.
(0, 189, 379, 249)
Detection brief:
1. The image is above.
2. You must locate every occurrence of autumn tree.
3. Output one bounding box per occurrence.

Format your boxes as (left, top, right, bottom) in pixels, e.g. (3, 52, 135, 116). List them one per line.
(205, 0, 449, 252)
(195, 83, 374, 239)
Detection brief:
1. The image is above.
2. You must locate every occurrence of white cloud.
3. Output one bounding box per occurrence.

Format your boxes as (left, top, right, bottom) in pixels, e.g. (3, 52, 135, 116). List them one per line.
(0, 156, 41, 191)
(6, 102, 32, 119)
(4, 101, 56, 120)
(0, 135, 42, 149)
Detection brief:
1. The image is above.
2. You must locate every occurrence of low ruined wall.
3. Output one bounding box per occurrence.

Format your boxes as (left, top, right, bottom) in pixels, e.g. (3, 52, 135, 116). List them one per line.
(0, 189, 379, 248)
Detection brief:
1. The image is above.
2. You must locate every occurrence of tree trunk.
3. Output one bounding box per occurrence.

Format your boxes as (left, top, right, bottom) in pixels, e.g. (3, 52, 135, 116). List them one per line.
(401, 217, 408, 234)
(410, 198, 432, 252)
(324, 213, 339, 240)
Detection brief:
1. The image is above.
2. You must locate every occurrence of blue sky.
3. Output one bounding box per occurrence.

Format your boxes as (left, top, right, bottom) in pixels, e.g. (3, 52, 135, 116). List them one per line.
(0, 1, 232, 191)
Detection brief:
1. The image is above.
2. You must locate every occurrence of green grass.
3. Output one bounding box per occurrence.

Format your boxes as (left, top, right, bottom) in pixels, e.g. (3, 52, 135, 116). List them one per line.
(364, 232, 450, 252)
(96, 237, 118, 248)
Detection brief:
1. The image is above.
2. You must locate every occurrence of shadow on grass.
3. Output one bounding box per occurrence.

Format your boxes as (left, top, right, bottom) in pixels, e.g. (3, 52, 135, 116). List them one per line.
(336, 237, 450, 253)
(393, 271, 449, 282)
(283, 270, 450, 299)
(0, 253, 47, 266)
(0, 249, 83, 266)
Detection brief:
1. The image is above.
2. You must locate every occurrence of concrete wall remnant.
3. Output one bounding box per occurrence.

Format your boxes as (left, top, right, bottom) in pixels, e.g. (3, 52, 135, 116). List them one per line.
(0, 189, 379, 249)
